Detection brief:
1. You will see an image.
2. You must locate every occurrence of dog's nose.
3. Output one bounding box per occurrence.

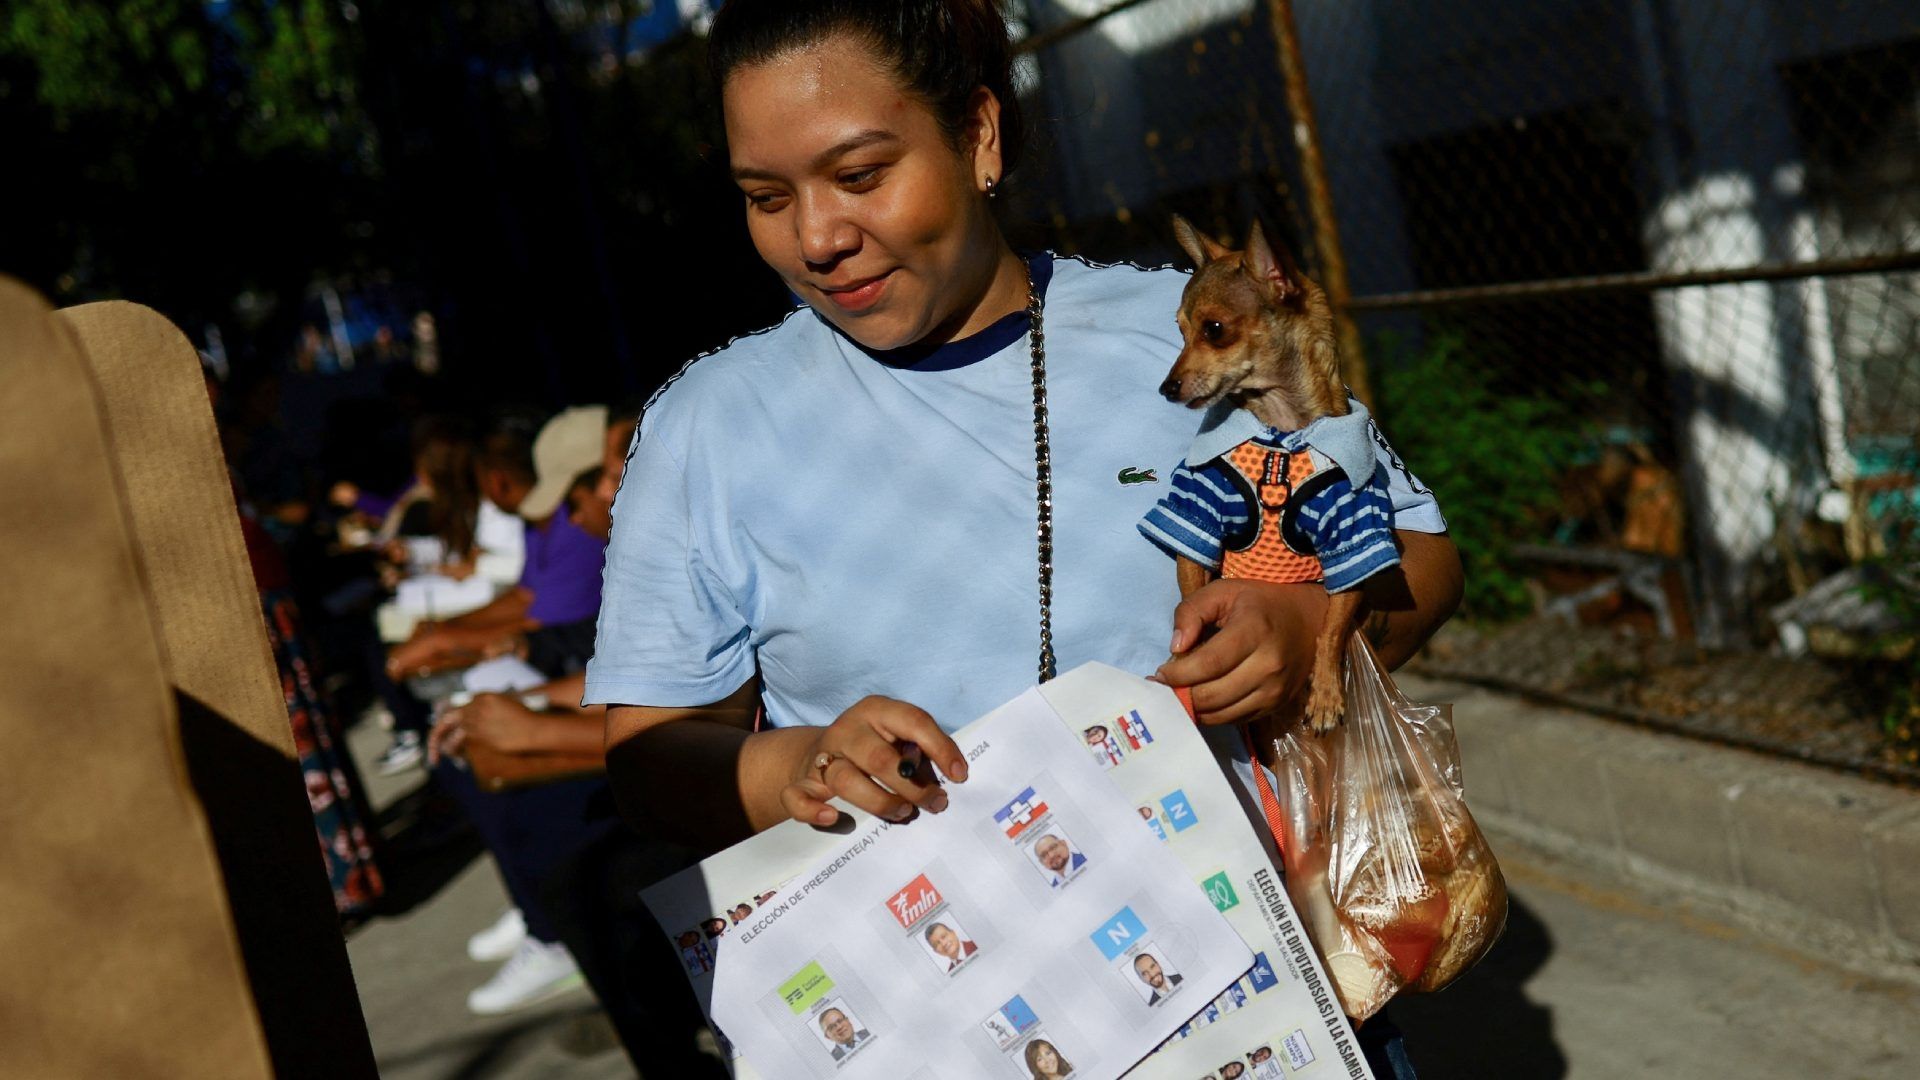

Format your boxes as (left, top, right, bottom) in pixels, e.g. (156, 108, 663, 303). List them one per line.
(1158, 377, 1182, 401)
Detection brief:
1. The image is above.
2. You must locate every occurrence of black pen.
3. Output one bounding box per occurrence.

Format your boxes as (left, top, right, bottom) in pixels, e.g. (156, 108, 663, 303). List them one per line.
(897, 742, 922, 780)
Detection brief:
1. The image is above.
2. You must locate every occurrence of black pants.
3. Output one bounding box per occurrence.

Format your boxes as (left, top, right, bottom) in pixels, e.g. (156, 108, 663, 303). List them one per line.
(525, 617, 599, 680)
(434, 762, 721, 1075)
(432, 762, 613, 943)
(540, 826, 729, 1078)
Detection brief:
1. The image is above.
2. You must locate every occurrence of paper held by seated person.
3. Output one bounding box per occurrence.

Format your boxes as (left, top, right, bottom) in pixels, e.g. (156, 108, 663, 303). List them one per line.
(642, 664, 1372, 1080)
(392, 573, 494, 617)
(459, 654, 547, 695)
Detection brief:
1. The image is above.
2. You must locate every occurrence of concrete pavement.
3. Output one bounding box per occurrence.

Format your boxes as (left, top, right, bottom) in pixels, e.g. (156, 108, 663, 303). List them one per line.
(1391, 844, 1920, 1078)
(348, 857, 632, 1080)
(343, 719, 635, 1080)
(342, 686, 1920, 1079)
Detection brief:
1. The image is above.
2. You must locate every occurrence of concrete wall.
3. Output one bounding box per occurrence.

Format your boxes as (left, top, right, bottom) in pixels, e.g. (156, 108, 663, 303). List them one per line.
(1406, 673, 1920, 981)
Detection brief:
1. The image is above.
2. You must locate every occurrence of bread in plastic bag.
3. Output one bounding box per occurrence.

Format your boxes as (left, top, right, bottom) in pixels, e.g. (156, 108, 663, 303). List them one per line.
(1262, 634, 1507, 1020)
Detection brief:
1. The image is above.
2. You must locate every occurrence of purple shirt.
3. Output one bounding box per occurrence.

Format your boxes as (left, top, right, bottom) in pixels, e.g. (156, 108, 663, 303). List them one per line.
(520, 513, 607, 627)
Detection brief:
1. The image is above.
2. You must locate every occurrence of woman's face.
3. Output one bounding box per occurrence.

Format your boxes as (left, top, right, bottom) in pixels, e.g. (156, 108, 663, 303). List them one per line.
(723, 34, 1003, 351)
(1034, 1043, 1059, 1073)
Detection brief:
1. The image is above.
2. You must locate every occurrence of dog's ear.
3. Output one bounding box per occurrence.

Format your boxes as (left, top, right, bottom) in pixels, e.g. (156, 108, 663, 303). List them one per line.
(1171, 215, 1227, 269)
(1245, 221, 1308, 304)
(1159, 212, 1205, 267)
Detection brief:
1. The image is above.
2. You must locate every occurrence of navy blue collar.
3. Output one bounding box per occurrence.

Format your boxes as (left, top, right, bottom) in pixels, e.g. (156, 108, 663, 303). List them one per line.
(845, 251, 1054, 372)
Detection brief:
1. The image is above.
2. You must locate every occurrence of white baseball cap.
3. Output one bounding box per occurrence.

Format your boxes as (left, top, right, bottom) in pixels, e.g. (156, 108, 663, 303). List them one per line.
(518, 404, 608, 522)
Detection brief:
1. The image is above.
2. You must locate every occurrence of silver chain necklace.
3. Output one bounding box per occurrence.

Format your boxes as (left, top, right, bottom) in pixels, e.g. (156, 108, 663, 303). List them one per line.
(1024, 263, 1057, 683)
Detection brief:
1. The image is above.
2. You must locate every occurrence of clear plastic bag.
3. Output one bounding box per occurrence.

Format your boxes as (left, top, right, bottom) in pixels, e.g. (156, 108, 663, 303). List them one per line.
(1263, 635, 1508, 1021)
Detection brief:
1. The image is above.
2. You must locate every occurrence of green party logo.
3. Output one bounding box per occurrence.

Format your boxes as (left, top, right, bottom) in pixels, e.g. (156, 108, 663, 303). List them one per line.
(1201, 871, 1240, 912)
(779, 961, 836, 1014)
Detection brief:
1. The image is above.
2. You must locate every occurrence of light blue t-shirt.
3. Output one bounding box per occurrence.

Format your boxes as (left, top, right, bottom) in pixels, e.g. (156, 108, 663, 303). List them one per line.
(583, 253, 1445, 731)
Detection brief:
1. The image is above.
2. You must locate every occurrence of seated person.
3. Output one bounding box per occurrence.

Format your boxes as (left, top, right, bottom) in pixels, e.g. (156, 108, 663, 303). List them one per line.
(371, 417, 483, 572)
(420, 407, 716, 1078)
(425, 412, 635, 771)
(387, 408, 608, 682)
(339, 417, 484, 773)
(427, 672, 602, 768)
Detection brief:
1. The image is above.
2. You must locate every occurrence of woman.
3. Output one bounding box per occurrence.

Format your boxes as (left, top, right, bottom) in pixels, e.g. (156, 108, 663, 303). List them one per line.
(1025, 1037, 1074, 1080)
(375, 417, 482, 578)
(586, 1, 1457, 1072)
(367, 418, 483, 771)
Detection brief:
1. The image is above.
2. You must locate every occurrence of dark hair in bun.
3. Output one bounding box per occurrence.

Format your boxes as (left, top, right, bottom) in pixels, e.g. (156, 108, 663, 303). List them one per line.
(708, 0, 1025, 179)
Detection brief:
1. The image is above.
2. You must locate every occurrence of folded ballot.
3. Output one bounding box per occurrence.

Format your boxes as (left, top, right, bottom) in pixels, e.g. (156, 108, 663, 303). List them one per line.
(642, 664, 1372, 1080)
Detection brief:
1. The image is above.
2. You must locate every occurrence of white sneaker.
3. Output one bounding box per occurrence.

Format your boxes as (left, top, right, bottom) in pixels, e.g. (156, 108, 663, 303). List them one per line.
(466, 938, 584, 1015)
(362, 702, 396, 732)
(467, 907, 528, 963)
(374, 730, 424, 775)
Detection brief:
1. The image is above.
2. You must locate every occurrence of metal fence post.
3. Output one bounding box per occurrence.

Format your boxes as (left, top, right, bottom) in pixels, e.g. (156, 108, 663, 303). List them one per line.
(1263, 0, 1373, 406)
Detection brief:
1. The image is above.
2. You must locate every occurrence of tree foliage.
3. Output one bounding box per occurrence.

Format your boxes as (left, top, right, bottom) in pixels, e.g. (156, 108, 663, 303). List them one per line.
(0, 0, 373, 345)
(2, 0, 363, 158)
(0, 0, 784, 397)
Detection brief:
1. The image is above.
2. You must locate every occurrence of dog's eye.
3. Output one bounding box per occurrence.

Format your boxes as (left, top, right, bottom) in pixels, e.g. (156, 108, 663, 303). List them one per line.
(1201, 320, 1225, 344)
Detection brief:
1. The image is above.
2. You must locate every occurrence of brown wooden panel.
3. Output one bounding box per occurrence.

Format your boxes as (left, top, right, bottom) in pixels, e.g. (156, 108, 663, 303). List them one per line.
(0, 279, 274, 1078)
(57, 300, 377, 1078)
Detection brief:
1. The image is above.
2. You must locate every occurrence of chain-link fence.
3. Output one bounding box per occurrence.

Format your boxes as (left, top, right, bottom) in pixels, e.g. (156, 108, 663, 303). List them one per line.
(1002, 0, 1920, 779)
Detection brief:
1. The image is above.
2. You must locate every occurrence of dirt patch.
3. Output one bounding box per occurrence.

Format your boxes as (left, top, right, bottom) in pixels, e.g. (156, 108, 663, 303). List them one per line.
(1415, 617, 1920, 787)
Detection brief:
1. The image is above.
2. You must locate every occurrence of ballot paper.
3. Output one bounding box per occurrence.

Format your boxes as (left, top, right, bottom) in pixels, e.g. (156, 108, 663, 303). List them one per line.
(392, 573, 494, 617)
(459, 655, 548, 694)
(1039, 666, 1372, 1080)
(377, 575, 498, 643)
(642, 664, 1371, 1080)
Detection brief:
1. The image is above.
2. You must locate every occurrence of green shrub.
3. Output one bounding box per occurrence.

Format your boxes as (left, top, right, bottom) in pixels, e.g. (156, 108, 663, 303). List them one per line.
(1370, 332, 1595, 621)
(1857, 539, 1920, 764)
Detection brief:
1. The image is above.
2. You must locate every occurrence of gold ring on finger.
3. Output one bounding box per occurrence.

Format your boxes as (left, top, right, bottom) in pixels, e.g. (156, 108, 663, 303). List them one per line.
(812, 750, 844, 783)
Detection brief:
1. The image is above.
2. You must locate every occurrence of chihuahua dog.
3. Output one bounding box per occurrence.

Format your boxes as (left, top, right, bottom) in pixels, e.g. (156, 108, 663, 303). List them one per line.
(1156, 215, 1394, 735)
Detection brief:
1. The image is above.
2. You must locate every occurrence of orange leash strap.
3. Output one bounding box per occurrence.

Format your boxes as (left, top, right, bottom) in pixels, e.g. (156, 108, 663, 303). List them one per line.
(1171, 685, 1289, 861)
(1177, 686, 1433, 1001)
(1243, 725, 1292, 865)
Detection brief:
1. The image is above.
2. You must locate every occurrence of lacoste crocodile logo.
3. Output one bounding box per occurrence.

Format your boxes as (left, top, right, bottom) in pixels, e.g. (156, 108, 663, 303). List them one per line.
(1117, 467, 1159, 486)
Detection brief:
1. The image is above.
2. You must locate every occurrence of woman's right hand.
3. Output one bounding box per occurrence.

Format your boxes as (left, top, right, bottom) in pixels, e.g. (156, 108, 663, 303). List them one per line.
(429, 692, 539, 765)
(779, 696, 969, 828)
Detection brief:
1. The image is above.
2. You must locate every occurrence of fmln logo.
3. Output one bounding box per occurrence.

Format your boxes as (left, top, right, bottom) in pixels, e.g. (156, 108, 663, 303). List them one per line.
(886, 873, 944, 929)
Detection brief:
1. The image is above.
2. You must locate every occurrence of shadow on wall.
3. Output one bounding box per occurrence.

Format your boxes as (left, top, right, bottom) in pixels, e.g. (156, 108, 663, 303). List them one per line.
(1388, 893, 1566, 1078)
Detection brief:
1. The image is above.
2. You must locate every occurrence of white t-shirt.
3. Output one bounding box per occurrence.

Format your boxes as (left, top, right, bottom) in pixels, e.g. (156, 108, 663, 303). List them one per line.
(583, 254, 1444, 730)
(473, 498, 527, 586)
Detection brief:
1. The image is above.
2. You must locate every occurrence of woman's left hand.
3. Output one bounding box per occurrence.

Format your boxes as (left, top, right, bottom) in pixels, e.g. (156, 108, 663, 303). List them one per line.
(1153, 579, 1328, 726)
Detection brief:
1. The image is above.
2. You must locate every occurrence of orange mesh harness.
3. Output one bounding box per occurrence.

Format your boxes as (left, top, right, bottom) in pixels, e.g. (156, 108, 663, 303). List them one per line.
(1218, 442, 1323, 586)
